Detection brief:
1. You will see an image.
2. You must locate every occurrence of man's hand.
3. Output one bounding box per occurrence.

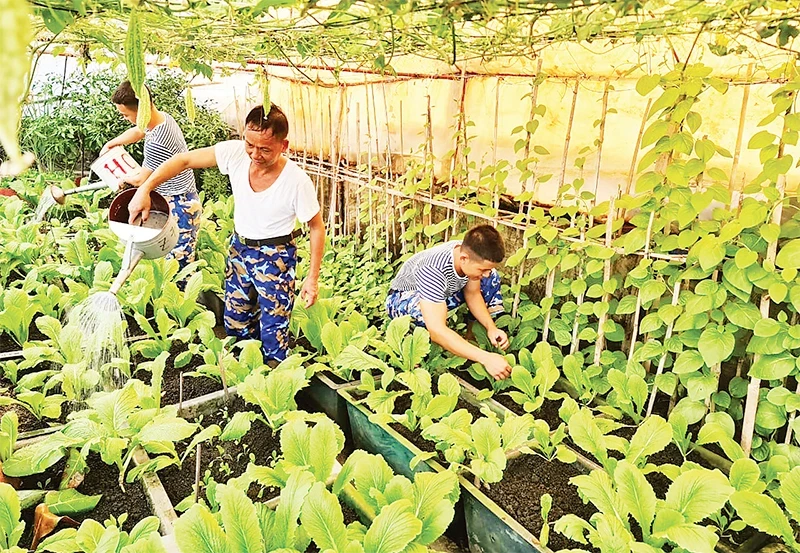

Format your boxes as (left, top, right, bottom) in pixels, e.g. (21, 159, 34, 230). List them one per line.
(481, 352, 512, 381)
(487, 327, 509, 351)
(299, 277, 319, 308)
(100, 142, 114, 156)
(128, 187, 151, 224)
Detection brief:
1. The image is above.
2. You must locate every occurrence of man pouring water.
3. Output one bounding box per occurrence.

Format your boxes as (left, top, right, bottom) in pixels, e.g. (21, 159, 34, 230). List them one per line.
(127, 104, 325, 363)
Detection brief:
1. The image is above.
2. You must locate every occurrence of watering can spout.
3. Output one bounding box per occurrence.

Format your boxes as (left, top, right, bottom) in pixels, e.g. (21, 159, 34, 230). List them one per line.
(107, 188, 178, 295)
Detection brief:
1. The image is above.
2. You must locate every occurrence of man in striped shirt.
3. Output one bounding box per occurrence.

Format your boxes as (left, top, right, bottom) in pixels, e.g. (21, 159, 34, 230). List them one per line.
(101, 80, 202, 271)
(387, 225, 512, 380)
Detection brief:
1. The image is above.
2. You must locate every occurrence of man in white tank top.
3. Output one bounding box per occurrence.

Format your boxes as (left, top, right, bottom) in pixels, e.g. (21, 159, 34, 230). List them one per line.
(127, 104, 325, 363)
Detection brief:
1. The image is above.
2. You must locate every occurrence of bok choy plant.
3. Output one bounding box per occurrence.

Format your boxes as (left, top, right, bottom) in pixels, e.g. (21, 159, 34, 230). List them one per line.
(420, 409, 535, 488)
(556, 462, 735, 553)
(60, 377, 197, 488)
(332, 449, 460, 551)
(36, 514, 167, 553)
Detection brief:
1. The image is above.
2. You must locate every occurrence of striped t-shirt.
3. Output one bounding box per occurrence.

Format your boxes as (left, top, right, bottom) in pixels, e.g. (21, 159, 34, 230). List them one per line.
(390, 241, 468, 302)
(143, 113, 196, 197)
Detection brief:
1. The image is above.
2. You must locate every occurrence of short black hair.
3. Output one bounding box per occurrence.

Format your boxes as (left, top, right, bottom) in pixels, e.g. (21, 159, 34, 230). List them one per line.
(245, 104, 289, 141)
(111, 80, 152, 109)
(462, 225, 504, 263)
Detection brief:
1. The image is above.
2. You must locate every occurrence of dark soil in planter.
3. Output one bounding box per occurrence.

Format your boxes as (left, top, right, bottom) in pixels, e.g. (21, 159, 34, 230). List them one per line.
(480, 455, 599, 553)
(18, 454, 151, 550)
(0, 324, 49, 354)
(159, 396, 280, 508)
(133, 341, 221, 406)
(389, 396, 486, 460)
(0, 403, 53, 434)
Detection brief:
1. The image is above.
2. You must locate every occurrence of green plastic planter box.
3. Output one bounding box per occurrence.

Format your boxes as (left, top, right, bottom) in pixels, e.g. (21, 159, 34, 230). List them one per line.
(299, 372, 356, 445)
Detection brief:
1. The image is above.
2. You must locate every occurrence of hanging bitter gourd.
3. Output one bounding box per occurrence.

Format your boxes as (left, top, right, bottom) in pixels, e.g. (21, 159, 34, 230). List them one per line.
(0, 0, 35, 176)
(124, 9, 151, 131)
(185, 86, 196, 123)
(257, 65, 271, 112)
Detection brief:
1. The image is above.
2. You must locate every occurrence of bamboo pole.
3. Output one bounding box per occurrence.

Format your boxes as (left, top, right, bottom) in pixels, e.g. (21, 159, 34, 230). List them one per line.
(708, 268, 722, 412)
(590, 80, 611, 224)
(558, 80, 580, 190)
(448, 67, 469, 241)
(491, 78, 501, 226)
(399, 99, 407, 253)
(381, 82, 392, 262)
(541, 265, 557, 343)
(593, 197, 616, 365)
(646, 279, 682, 417)
(627, 210, 656, 360)
(355, 103, 362, 238)
(741, 177, 786, 455)
(365, 87, 375, 260)
(425, 94, 434, 232)
(327, 97, 337, 238)
(623, 98, 653, 199)
(729, 64, 753, 191)
(569, 232, 586, 355)
(511, 63, 544, 319)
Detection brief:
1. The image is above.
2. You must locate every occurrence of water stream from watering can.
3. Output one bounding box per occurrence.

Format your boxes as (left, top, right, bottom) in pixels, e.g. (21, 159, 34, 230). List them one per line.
(64, 292, 129, 410)
(33, 188, 57, 222)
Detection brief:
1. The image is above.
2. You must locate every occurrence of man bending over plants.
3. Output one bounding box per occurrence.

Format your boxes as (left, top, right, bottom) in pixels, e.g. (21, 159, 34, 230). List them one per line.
(127, 104, 325, 363)
(386, 224, 511, 380)
(101, 80, 202, 271)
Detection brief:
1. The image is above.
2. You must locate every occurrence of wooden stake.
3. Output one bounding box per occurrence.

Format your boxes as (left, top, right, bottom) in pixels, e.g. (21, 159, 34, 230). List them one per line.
(558, 80, 580, 190)
(594, 197, 616, 365)
(741, 177, 786, 455)
(491, 78, 501, 225)
(627, 210, 656, 360)
(178, 372, 184, 417)
(623, 98, 653, 199)
(355, 103, 362, 237)
(729, 64, 753, 191)
(646, 279, 682, 417)
(511, 65, 544, 319)
(541, 266, 557, 343)
(590, 80, 611, 224)
(194, 443, 202, 503)
(398, 100, 407, 253)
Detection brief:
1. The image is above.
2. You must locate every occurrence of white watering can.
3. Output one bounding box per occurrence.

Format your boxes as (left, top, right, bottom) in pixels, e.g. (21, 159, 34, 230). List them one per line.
(107, 188, 178, 295)
(49, 146, 142, 205)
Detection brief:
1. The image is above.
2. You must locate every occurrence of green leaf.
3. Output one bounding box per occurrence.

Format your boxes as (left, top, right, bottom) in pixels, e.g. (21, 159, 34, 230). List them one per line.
(217, 484, 262, 553)
(697, 327, 734, 367)
(363, 499, 422, 553)
(615, 461, 655, 539)
(723, 301, 762, 330)
(673, 350, 704, 375)
(777, 239, 800, 269)
(636, 75, 661, 96)
(410, 471, 458, 545)
(45, 489, 101, 516)
(664, 469, 734, 523)
(0, 483, 21, 549)
(729, 458, 761, 492)
(301, 482, 351, 552)
(730, 491, 798, 548)
(220, 412, 257, 441)
(625, 416, 672, 466)
(174, 504, 228, 553)
(570, 470, 626, 522)
(748, 130, 776, 150)
(750, 352, 796, 380)
(778, 467, 800, 522)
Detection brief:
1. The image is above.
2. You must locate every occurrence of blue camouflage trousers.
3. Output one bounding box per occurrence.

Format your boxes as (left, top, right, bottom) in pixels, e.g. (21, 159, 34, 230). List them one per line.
(224, 234, 297, 362)
(165, 190, 202, 271)
(386, 269, 504, 327)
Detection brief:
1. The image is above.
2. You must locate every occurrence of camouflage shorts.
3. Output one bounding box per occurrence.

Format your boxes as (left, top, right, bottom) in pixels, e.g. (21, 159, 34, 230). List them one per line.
(224, 233, 297, 362)
(386, 269, 504, 327)
(165, 190, 202, 271)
